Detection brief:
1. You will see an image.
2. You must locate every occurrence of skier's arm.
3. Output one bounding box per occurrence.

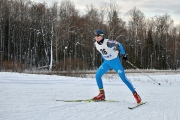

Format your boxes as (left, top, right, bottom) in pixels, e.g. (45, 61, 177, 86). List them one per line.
(107, 39, 119, 49)
(119, 43, 126, 55)
(119, 44, 127, 60)
(107, 39, 127, 60)
(107, 39, 126, 55)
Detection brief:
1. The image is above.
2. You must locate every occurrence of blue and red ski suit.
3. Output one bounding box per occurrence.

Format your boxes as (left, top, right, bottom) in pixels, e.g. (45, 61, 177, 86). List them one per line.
(94, 38, 135, 92)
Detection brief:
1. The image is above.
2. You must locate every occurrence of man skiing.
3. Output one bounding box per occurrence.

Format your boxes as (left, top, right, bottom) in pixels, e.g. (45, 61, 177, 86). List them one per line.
(93, 29, 141, 103)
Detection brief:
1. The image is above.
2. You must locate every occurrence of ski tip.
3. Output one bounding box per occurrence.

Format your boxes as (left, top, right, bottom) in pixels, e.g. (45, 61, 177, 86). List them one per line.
(128, 102, 147, 109)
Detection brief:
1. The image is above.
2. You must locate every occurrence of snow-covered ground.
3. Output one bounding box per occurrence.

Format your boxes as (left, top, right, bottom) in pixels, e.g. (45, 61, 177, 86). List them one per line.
(0, 72, 180, 120)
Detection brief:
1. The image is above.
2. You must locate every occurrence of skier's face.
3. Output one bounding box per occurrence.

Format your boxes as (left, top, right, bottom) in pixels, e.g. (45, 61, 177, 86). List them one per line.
(95, 35, 103, 42)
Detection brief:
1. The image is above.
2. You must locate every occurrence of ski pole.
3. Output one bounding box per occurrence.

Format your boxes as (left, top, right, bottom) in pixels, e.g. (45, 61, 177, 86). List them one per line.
(126, 60, 161, 85)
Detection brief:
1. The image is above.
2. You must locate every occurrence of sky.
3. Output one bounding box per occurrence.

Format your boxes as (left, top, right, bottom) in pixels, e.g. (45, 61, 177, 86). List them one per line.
(32, 0, 180, 25)
(0, 72, 180, 120)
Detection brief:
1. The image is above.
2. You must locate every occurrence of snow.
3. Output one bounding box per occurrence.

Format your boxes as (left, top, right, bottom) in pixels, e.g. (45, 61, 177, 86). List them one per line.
(0, 72, 180, 120)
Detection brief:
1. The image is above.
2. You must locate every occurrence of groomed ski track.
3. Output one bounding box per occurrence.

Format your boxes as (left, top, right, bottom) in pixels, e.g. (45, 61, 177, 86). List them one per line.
(0, 72, 180, 120)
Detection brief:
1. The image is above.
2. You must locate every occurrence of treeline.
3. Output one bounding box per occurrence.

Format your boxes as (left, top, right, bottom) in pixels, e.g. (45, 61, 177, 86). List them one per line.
(0, 0, 180, 72)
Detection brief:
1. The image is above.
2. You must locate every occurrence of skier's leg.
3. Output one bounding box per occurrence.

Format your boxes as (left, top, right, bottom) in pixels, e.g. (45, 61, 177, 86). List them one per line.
(111, 57, 135, 92)
(111, 57, 141, 103)
(95, 61, 110, 90)
(93, 61, 110, 100)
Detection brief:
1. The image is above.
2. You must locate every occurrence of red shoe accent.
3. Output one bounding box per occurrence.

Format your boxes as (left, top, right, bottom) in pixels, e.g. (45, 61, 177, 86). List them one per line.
(93, 90, 105, 101)
(133, 91, 141, 103)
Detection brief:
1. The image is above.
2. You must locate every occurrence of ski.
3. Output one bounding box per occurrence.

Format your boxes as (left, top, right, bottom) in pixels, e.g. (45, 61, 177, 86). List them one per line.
(128, 102, 146, 109)
(56, 99, 119, 102)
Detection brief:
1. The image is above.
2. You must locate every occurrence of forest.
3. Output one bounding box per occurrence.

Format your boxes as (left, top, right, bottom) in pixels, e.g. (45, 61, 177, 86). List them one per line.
(0, 0, 180, 72)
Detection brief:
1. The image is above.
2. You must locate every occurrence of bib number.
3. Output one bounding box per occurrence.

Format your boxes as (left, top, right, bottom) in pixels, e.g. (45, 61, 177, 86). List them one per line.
(100, 49, 107, 55)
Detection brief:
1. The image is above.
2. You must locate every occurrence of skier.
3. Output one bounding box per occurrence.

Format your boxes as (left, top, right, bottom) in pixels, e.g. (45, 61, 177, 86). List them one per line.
(93, 29, 141, 103)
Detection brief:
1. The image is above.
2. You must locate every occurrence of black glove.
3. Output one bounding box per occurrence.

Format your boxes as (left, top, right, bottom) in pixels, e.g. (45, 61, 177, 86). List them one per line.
(122, 54, 127, 61)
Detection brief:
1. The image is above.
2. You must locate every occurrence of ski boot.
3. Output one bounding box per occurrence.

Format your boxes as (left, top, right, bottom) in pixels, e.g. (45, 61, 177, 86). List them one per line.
(133, 91, 141, 103)
(93, 90, 105, 101)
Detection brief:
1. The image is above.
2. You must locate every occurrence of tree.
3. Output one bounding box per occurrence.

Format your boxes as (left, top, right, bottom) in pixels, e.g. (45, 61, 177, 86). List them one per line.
(125, 7, 145, 64)
(106, 1, 124, 40)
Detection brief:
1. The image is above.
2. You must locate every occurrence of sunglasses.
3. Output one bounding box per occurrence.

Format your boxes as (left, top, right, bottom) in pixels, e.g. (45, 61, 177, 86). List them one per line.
(95, 35, 100, 37)
(95, 34, 103, 37)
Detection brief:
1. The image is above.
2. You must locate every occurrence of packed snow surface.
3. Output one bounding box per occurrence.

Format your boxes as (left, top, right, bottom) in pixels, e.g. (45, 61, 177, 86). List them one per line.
(0, 72, 180, 120)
